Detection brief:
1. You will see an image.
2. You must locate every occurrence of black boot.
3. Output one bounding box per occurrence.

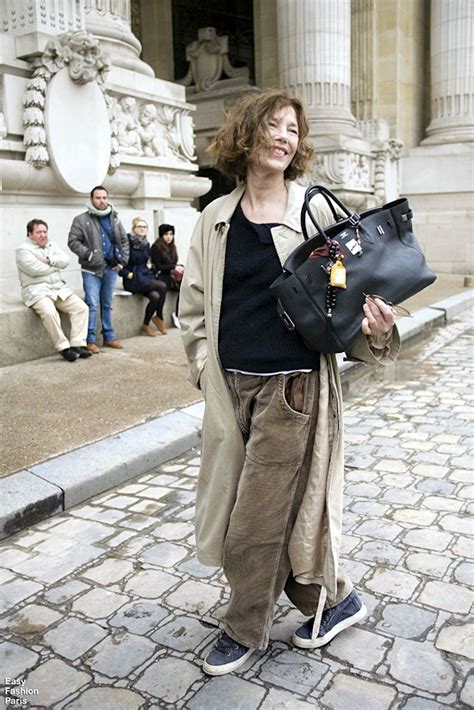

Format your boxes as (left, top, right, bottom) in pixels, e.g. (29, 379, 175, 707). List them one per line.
(60, 348, 80, 362)
(72, 346, 93, 358)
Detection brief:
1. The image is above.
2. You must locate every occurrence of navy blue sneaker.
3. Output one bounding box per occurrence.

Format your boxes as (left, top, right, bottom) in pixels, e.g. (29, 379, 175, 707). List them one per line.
(202, 632, 254, 676)
(292, 590, 367, 649)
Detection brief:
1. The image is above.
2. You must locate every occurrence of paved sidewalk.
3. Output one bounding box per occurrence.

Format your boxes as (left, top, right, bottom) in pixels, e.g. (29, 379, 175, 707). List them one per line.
(1, 309, 472, 709)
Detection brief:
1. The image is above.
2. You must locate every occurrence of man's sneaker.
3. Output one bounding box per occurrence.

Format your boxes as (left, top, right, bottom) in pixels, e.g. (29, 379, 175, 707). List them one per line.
(292, 590, 367, 649)
(202, 632, 254, 676)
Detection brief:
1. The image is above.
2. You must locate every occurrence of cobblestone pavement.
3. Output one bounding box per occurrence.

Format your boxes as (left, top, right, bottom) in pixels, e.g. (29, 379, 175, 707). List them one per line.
(1, 310, 473, 710)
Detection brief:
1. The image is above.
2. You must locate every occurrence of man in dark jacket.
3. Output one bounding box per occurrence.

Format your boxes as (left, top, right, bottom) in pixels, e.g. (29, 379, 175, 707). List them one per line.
(68, 186, 129, 353)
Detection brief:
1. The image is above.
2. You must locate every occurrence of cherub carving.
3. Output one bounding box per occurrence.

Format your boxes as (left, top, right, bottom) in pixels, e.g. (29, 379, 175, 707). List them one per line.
(137, 103, 170, 157)
(115, 96, 141, 155)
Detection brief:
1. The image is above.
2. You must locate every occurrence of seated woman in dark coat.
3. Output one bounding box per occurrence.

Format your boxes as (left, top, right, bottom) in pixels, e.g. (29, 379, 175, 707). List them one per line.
(150, 224, 184, 329)
(119, 217, 168, 335)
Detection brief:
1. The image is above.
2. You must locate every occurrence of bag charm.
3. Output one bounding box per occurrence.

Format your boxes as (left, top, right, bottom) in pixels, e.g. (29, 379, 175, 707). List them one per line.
(330, 256, 346, 288)
(323, 240, 346, 317)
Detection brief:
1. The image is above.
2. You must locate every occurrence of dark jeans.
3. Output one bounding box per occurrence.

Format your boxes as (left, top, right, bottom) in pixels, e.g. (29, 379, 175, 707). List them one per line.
(82, 267, 117, 343)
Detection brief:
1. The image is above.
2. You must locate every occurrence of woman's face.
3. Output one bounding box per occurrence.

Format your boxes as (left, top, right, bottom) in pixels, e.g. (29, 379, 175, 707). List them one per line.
(133, 222, 148, 239)
(252, 105, 299, 176)
(162, 230, 174, 244)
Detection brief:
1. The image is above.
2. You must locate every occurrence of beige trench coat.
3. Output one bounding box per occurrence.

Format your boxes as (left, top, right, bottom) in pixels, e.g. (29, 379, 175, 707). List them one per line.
(180, 181, 400, 600)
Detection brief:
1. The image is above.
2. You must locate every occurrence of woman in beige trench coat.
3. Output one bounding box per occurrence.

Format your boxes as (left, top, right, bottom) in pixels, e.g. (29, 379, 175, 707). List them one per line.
(179, 89, 399, 676)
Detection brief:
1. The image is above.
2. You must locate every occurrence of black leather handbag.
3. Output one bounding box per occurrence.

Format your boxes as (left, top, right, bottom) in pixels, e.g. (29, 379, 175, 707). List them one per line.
(270, 185, 436, 353)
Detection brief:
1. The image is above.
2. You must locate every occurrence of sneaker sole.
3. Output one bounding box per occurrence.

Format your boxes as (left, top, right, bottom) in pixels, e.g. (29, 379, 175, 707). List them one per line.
(292, 604, 368, 649)
(202, 648, 254, 676)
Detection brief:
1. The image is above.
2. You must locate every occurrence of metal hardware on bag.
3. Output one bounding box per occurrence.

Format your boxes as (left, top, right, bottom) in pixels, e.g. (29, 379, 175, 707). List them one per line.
(346, 238, 363, 256)
(351, 224, 364, 256)
(376, 225, 385, 235)
(349, 213, 361, 227)
(280, 309, 295, 330)
(401, 210, 413, 222)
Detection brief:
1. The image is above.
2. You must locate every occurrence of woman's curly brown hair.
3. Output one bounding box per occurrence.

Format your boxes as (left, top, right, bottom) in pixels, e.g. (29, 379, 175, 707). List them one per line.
(207, 88, 314, 182)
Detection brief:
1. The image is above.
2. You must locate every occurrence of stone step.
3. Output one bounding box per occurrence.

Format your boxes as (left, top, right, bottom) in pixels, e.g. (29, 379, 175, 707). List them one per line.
(0, 291, 178, 367)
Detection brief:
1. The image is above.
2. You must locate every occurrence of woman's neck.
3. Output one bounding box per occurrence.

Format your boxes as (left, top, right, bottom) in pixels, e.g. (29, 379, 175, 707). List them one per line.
(241, 170, 288, 224)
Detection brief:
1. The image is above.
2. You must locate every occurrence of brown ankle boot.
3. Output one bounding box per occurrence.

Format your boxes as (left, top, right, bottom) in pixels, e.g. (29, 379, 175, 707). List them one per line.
(141, 324, 156, 337)
(152, 316, 168, 335)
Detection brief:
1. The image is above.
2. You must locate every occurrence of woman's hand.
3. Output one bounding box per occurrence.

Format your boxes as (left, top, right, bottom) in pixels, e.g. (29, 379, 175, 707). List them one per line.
(361, 296, 395, 336)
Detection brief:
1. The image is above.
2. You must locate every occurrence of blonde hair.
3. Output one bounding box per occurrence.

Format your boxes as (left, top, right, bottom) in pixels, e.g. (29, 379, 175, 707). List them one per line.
(207, 88, 314, 182)
(131, 216, 148, 234)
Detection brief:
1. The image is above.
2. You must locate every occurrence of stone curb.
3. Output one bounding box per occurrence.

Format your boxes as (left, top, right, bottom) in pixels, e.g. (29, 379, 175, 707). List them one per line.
(1, 291, 473, 539)
(0, 403, 204, 539)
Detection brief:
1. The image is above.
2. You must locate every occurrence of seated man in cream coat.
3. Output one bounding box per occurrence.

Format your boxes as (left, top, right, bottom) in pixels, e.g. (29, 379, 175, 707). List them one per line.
(16, 219, 91, 362)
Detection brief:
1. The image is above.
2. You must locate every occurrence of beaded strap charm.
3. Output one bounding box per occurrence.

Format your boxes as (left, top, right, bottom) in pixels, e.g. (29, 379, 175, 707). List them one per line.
(322, 239, 346, 318)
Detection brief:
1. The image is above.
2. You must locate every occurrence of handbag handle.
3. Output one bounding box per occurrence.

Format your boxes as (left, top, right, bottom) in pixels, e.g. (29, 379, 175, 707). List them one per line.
(301, 185, 358, 242)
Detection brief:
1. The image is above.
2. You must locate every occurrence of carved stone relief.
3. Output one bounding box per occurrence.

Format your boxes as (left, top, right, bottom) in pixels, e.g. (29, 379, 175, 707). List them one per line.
(21, 28, 197, 180)
(178, 27, 249, 92)
(373, 138, 403, 203)
(303, 130, 402, 206)
(306, 151, 372, 190)
(23, 30, 110, 169)
(346, 153, 371, 189)
(2, 0, 83, 35)
(108, 95, 197, 167)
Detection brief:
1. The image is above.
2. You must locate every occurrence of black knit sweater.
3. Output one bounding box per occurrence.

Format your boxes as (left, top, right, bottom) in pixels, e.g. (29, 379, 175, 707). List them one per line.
(218, 203, 320, 373)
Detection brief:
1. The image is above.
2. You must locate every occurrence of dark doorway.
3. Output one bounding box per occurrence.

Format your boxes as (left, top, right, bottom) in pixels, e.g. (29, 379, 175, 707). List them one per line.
(197, 168, 236, 211)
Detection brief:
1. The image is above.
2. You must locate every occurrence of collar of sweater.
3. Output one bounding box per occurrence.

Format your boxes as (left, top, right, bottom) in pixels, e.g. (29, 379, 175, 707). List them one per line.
(210, 181, 304, 232)
(86, 202, 114, 218)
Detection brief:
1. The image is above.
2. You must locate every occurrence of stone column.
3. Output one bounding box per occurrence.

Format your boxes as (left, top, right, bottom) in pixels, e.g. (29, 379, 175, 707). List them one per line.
(83, 0, 154, 76)
(351, 0, 377, 127)
(424, 0, 474, 144)
(350, 0, 403, 203)
(276, 0, 360, 138)
(276, 0, 375, 208)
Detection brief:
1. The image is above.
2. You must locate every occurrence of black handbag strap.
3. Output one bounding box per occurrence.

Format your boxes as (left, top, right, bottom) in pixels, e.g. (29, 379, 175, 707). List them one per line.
(301, 185, 359, 242)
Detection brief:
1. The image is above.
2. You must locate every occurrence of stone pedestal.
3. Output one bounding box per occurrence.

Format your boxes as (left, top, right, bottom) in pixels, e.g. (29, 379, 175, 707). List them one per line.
(401, 144, 474, 275)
